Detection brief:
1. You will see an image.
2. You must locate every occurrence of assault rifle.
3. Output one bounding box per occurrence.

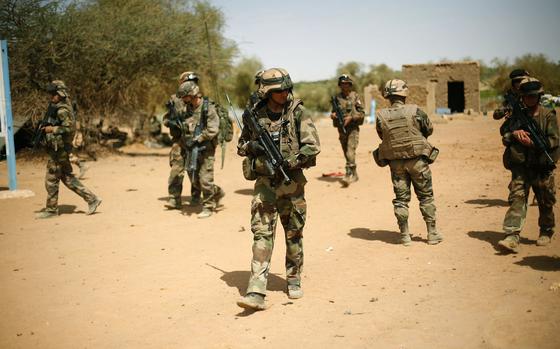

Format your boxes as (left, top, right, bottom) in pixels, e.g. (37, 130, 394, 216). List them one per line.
(237, 99, 291, 184)
(505, 93, 556, 169)
(331, 96, 347, 134)
(186, 97, 209, 181)
(32, 104, 58, 151)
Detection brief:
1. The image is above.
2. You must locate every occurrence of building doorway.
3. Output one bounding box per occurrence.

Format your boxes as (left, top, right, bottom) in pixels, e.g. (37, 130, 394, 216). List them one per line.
(448, 81, 465, 113)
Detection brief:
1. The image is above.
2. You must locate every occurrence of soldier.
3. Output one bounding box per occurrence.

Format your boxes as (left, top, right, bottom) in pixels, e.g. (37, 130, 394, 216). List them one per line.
(498, 77, 559, 253)
(176, 81, 225, 218)
(330, 74, 365, 186)
(36, 80, 101, 219)
(236, 68, 321, 310)
(373, 79, 442, 246)
(163, 71, 200, 209)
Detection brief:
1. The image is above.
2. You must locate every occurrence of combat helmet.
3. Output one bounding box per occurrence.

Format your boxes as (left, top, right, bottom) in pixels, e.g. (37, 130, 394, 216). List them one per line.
(338, 74, 353, 86)
(179, 71, 199, 84)
(176, 81, 200, 98)
(383, 79, 408, 98)
(509, 68, 529, 82)
(519, 77, 544, 96)
(258, 68, 293, 97)
(47, 80, 69, 98)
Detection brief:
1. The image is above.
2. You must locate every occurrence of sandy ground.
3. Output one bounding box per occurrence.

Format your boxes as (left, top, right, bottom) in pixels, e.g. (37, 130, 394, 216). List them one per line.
(1, 115, 560, 349)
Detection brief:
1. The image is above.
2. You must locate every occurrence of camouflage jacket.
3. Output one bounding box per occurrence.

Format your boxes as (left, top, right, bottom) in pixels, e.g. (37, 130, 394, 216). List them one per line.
(44, 99, 75, 155)
(184, 97, 220, 148)
(238, 99, 321, 171)
(503, 106, 559, 169)
(331, 91, 365, 130)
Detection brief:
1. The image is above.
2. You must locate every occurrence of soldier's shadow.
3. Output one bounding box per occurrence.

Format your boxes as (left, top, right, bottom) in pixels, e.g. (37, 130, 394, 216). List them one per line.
(467, 230, 534, 254)
(206, 263, 286, 316)
(316, 176, 342, 183)
(514, 255, 560, 271)
(157, 196, 203, 216)
(464, 198, 509, 207)
(157, 195, 192, 202)
(35, 204, 79, 215)
(348, 227, 425, 244)
(234, 189, 253, 196)
(59, 204, 79, 214)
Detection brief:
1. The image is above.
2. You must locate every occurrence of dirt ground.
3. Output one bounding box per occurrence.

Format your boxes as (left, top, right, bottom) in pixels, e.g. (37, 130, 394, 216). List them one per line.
(1, 115, 560, 349)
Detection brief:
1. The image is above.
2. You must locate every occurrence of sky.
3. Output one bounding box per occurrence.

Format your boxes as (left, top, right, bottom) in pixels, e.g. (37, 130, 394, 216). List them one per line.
(211, 0, 560, 82)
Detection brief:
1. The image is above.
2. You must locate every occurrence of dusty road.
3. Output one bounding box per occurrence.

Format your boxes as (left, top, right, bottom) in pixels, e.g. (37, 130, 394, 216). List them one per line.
(1, 115, 559, 348)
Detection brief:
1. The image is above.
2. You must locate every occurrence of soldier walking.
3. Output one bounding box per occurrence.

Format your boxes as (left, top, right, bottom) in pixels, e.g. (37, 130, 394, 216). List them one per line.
(498, 78, 559, 252)
(373, 79, 442, 246)
(236, 68, 320, 310)
(176, 81, 225, 218)
(36, 81, 101, 219)
(164, 71, 200, 209)
(330, 74, 365, 186)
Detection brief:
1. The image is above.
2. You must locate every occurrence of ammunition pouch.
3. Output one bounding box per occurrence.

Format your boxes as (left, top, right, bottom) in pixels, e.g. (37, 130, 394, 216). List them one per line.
(373, 148, 388, 167)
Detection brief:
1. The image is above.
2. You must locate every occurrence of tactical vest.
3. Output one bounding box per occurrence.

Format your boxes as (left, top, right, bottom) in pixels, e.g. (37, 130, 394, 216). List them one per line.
(503, 106, 559, 170)
(377, 104, 432, 160)
(251, 98, 316, 171)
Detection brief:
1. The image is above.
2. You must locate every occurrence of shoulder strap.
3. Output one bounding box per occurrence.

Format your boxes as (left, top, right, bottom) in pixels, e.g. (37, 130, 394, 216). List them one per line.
(201, 97, 209, 128)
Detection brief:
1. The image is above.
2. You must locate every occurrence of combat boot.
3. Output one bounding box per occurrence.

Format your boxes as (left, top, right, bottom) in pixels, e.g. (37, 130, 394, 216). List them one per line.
(537, 231, 553, 247)
(341, 167, 352, 187)
(498, 233, 520, 253)
(287, 284, 303, 299)
(426, 222, 443, 245)
(87, 197, 102, 215)
(36, 209, 59, 219)
(348, 168, 359, 183)
(197, 208, 213, 219)
(237, 292, 266, 311)
(165, 197, 182, 210)
(398, 221, 412, 246)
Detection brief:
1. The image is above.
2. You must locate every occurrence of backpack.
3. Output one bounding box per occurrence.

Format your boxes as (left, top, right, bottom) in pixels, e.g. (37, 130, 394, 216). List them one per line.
(216, 103, 233, 143)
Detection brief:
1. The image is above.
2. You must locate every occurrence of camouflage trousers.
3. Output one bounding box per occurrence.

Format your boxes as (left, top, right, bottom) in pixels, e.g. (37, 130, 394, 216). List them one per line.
(338, 128, 359, 172)
(246, 170, 307, 295)
(186, 144, 222, 210)
(503, 166, 556, 235)
(389, 157, 436, 224)
(168, 142, 200, 202)
(44, 157, 96, 212)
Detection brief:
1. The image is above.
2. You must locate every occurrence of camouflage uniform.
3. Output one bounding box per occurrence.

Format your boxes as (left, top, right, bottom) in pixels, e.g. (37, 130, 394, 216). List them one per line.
(182, 96, 224, 213)
(501, 106, 559, 238)
(375, 89, 441, 245)
(238, 98, 320, 296)
(41, 98, 98, 214)
(332, 91, 365, 179)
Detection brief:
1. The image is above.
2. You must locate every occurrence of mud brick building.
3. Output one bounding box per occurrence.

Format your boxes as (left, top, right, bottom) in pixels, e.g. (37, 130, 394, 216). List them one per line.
(364, 61, 480, 115)
(403, 61, 480, 114)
